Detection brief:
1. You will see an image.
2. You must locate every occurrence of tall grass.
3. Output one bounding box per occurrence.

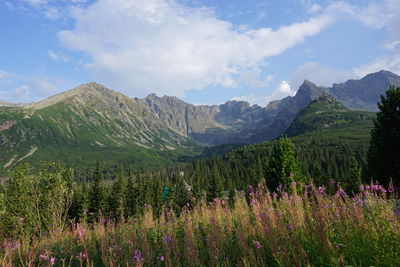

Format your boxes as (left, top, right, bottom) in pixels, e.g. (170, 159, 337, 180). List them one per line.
(1, 182, 400, 266)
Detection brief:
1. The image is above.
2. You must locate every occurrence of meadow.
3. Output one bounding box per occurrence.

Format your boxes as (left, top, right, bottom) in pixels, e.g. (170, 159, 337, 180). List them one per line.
(1, 181, 399, 266)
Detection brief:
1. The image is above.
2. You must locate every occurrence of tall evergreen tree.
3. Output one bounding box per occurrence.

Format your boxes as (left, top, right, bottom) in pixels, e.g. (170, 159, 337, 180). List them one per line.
(89, 160, 107, 220)
(368, 86, 400, 185)
(207, 168, 224, 201)
(265, 136, 303, 190)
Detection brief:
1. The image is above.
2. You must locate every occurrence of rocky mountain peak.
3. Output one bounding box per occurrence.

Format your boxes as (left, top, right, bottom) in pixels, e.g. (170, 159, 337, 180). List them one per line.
(297, 80, 326, 100)
(29, 82, 124, 110)
(313, 93, 349, 111)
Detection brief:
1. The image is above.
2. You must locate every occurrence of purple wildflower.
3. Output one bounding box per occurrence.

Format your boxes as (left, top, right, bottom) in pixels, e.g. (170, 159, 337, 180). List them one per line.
(50, 257, 55, 266)
(133, 250, 144, 262)
(248, 185, 254, 193)
(157, 255, 165, 262)
(318, 186, 325, 194)
(2, 240, 20, 250)
(76, 252, 87, 260)
(287, 225, 294, 230)
(78, 228, 86, 239)
(254, 240, 262, 249)
(18, 218, 24, 224)
(163, 235, 172, 243)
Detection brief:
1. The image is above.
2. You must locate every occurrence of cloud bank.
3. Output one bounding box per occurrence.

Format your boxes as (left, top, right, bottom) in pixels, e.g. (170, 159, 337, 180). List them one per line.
(58, 0, 336, 97)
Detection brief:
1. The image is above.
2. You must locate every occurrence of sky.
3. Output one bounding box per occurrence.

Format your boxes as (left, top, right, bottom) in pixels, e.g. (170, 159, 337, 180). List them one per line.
(0, 0, 399, 106)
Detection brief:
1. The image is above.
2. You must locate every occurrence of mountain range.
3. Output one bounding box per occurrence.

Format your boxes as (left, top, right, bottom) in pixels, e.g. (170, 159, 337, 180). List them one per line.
(0, 70, 399, 174)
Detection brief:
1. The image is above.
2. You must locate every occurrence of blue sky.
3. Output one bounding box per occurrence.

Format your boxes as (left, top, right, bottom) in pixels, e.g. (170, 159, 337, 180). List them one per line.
(0, 0, 399, 106)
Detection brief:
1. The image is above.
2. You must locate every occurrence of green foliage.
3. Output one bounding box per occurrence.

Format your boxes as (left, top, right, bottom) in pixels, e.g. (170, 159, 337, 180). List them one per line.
(368, 86, 400, 185)
(206, 168, 224, 201)
(342, 157, 362, 193)
(0, 163, 74, 239)
(88, 160, 107, 220)
(265, 136, 303, 190)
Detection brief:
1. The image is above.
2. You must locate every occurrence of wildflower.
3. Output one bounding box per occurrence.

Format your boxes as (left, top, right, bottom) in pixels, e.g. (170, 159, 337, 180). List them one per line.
(388, 184, 394, 193)
(78, 228, 86, 239)
(157, 255, 165, 262)
(133, 250, 144, 262)
(253, 241, 262, 249)
(318, 186, 325, 194)
(287, 225, 294, 230)
(50, 257, 55, 266)
(18, 218, 24, 224)
(40, 254, 48, 260)
(163, 235, 172, 243)
(272, 192, 278, 198)
(337, 188, 346, 197)
(76, 252, 87, 260)
(2, 240, 20, 250)
(247, 185, 254, 193)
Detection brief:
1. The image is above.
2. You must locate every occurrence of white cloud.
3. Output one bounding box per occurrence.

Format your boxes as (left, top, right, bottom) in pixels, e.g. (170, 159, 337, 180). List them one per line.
(266, 81, 296, 102)
(232, 80, 295, 107)
(48, 50, 70, 62)
(0, 69, 70, 102)
(353, 57, 400, 77)
(22, 0, 48, 5)
(383, 40, 400, 51)
(289, 62, 355, 90)
(0, 85, 30, 102)
(58, 0, 336, 97)
(44, 6, 61, 19)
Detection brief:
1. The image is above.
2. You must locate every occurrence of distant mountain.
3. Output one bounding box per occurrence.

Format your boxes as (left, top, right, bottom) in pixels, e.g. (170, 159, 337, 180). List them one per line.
(328, 70, 400, 111)
(0, 70, 397, 173)
(285, 93, 374, 137)
(0, 83, 200, 174)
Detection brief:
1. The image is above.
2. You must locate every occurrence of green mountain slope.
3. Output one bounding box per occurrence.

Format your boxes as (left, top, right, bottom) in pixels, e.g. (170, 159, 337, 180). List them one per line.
(285, 93, 375, 138)
(0, 83, 200, 174)
(214, 94, 375, 182)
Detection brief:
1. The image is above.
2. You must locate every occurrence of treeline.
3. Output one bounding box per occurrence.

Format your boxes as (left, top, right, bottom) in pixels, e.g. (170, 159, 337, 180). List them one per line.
(0, 136, 365, 240)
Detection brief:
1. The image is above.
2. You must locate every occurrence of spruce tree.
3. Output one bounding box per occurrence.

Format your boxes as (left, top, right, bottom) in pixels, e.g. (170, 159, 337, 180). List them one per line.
(266, 136, 303, 190)
(207, 168, 224, 202)
(368, 86, 400, 185)
(89, 160, 106, 220)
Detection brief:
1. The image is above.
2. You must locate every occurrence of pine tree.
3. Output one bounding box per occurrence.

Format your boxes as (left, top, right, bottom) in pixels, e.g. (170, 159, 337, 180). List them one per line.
(265, 136, 303, 191)
(342, 157, 362, 193)
(207, 168, 224, 202)
(368, 86, 400, 185)
(89, 160, 106, 220)
(125, 169, 138, 217)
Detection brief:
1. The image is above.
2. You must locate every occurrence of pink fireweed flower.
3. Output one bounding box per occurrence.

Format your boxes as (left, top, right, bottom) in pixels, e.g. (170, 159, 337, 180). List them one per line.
(78, 228, 86, 239)
(254, 241, 262, 249)
(2, 240, 20, 250)
(163, 235, 172, 243)
(133, 250, 144, 262)
(76, 252, 87, 260)
(50, 257, 55, 266)
(157, 255, 165, 262)
(18, 217, 24, 224)
(40, 254, 48, 260)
